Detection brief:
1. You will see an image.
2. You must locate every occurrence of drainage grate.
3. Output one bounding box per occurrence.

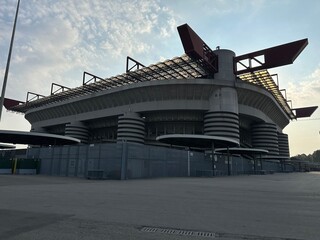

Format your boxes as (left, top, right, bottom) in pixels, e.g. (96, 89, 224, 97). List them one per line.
(141, 226, 216, 238)
(140, 226, 303, 240)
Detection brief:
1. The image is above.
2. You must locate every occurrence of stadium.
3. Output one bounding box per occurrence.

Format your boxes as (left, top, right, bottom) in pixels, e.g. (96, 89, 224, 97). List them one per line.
(2, 24, 318, 179)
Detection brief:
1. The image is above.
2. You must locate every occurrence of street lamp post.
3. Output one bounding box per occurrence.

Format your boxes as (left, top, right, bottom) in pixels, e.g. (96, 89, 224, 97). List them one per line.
(0, 0, 21, 121)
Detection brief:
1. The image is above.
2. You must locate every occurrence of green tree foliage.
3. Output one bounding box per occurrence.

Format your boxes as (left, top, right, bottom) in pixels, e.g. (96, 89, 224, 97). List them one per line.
(291, 150, 320, 162)
(313, 150, 320, 162)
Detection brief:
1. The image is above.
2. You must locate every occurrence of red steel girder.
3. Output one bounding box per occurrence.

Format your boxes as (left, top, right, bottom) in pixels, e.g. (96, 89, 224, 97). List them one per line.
(3, 98, 24, 110)
(293, 106, 318, 118)
(177, 24, 218, 75)
(235, 38, 308, 74)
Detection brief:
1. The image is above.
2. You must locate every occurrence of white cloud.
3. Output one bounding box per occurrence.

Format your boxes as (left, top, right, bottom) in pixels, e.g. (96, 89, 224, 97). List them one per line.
(0, 110, 30, 131)
(284, 66, 320, 156)
(0, 0, 179, 102)
(167, 0, 266, 18)
(287, 65, 320, 108)
(0, 0, 180, 133)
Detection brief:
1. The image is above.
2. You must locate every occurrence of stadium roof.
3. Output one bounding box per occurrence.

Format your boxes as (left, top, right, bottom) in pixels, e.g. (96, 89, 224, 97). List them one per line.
(4, 24, 312, 121)
(237, 70, 296, 119)
(5, 55, 206, 113)
(5, 54, 295, 119)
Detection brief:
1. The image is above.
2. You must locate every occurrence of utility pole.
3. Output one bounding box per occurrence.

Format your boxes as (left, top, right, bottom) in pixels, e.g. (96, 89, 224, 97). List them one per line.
(0, 0, 21, 121)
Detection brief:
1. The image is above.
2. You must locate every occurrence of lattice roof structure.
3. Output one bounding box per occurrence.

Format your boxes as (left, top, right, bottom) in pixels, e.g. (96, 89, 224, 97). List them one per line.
(5, 23, 312, 121)
(6, 55, 207, 113)
(6, 54, 294, 119)
(238, 70, 295, 119)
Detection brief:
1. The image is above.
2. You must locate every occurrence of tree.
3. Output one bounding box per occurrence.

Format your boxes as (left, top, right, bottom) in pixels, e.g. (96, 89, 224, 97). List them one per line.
(312, 150, 320, 162)
(291, 150, 320, 162)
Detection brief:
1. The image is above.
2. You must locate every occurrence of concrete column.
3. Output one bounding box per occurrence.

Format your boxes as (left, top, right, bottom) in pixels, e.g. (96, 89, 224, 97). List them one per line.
(212, 49, 236, 81)
(117, 112, 145, 144)
(278, 132, 290, 158)
(251, 123, 279, 156)
(204, 110, 239, 141)
(204, 49, 239, 143)
(208, 87, 238, 113)
(65, 121, 89, 144)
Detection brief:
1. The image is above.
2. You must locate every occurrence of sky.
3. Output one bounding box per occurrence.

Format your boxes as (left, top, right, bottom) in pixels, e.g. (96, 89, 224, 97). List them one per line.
(0, 0, 319, 156)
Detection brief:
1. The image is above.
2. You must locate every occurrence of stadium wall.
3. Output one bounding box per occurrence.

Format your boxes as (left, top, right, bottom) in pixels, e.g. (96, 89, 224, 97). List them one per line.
(25, 142, 293, 179)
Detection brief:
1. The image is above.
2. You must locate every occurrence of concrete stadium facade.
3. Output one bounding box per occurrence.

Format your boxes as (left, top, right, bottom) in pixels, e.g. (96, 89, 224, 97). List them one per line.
(26, 49, 290, 158)
(6, 24, 315, 178)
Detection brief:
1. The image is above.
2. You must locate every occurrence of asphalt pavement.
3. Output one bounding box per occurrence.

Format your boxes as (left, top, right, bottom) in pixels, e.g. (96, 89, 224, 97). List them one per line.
(0, 172, 319, 240)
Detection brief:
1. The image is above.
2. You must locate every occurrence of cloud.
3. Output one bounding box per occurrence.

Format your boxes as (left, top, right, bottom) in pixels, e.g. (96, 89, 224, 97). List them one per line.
(0, 0, 179, 101)
(167, 0, 266, 19)
(287, 65, 320, 109)
(7, 16, 81, 97)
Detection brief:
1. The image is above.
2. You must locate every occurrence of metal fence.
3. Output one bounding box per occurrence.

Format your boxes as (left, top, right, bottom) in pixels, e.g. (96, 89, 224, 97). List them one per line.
(20, 142, 294, 179)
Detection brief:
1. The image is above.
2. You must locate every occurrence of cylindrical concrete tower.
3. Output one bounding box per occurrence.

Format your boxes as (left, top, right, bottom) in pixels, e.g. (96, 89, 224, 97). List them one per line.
(278, 132, 290, 158)
(204, 111, 239, 141)
(213, 49, 236, 81)
(117, 112, 145, 144)
(65, 121, 89, 144)
(251, 122, 279, 155)
(204, 49, 239, 143)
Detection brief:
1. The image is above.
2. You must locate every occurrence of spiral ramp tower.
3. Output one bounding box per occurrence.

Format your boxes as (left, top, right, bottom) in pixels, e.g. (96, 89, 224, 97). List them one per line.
(204, 111, 240, 141)
(251, 123, 279, 156)
(204, 49, 240, 143)
(278, 132, 290, 158)
(117, 112, 145, 144)
(65, 121, 89, 144)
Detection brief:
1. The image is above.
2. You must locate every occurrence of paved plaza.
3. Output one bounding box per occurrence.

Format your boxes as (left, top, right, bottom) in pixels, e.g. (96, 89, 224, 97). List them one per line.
(0, 172, 320, 240)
